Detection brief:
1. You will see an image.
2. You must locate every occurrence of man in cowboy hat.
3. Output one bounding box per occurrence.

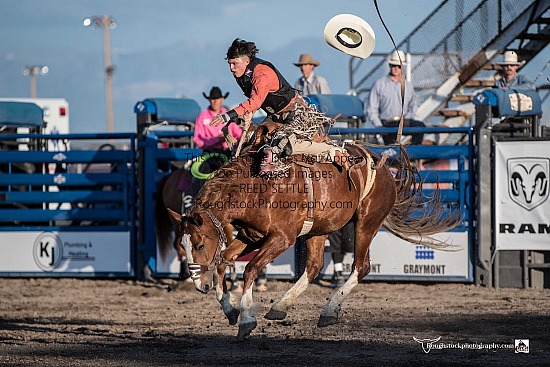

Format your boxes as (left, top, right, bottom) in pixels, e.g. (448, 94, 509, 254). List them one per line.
(494, 50, 535, 90)
(293, 53, 331, 96)
(367, 50, 426, 145)
(194, 86, 242, 151)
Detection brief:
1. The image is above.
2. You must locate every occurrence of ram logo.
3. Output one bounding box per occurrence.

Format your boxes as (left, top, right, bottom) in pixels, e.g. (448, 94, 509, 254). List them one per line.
(508, 158, 549, 211)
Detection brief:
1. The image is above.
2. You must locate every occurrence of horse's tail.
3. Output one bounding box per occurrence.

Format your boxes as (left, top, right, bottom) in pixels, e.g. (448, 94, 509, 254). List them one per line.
(382, 146, 462, 250)
(155, 174, 173, 261)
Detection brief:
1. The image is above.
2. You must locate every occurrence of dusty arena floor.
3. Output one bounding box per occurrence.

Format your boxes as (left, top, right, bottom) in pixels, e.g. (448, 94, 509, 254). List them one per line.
(0, 278, 548, 367)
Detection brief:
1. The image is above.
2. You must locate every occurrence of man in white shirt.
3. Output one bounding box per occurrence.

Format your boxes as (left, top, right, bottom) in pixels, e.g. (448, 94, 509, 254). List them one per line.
(294, 54, 331, 96)
(367, 50, 426, 145)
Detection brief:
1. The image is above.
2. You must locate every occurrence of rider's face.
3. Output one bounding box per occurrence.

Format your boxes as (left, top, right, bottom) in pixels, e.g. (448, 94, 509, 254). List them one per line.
(228, 56, 250, 78)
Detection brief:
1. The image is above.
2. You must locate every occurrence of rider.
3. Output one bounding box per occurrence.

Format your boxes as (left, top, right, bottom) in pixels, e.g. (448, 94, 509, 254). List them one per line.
(210, 38, 347, 170)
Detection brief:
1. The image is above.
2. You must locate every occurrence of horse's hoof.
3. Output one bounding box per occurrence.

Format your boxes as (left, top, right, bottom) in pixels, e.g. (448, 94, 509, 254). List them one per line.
(237, 321, 257, 339)
(264, 308, 287, 320)
(317, 315, 338, 328)
(226, 309, 240, 326)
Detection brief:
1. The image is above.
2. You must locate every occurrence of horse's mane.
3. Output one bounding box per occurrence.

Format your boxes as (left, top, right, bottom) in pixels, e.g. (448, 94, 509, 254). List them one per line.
(194, 153, 255, 210)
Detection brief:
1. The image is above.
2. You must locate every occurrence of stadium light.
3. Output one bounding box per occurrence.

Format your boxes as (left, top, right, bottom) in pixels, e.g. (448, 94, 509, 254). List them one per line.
(84, 15, 116, 133)
(23, 65, 49, 98)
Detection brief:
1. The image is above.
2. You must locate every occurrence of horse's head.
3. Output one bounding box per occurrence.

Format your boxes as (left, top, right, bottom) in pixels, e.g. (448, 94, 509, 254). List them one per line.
(167, 208, 226, 294)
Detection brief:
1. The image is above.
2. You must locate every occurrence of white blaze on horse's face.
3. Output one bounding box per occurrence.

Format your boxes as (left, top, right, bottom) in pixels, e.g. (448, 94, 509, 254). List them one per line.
(181, 234, 194, 263)
(181, 220, 216, 294)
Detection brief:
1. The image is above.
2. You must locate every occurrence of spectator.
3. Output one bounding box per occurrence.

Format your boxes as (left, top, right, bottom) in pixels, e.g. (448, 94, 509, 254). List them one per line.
(494, 50, 535, 90)
(367, 50, 426, 145)
(191, 86, 242, 195)
(293, 53, 331, 95)
(194, 86, 242, 152)
(326, 221, 355, 287)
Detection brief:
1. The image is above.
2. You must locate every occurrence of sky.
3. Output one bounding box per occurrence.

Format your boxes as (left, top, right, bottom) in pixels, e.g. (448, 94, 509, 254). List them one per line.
(1, 0, 548, 133)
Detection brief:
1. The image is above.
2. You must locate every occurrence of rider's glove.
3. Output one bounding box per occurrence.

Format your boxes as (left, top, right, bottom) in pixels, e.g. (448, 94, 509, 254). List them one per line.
(218, 113, 231, 123)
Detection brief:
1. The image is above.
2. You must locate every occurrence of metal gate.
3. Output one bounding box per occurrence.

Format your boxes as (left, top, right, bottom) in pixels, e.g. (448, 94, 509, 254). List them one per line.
(0, 132, 137, 277)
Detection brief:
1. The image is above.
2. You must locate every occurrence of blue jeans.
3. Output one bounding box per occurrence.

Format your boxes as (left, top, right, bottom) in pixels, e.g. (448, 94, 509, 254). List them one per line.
(381, 119, 426, 145)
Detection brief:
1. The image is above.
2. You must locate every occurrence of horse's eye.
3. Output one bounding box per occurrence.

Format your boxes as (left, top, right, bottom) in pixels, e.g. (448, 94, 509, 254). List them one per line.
(197, 244, 205, 251)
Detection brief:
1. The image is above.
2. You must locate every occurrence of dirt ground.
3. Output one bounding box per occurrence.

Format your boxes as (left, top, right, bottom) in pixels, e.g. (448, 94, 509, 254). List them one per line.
(0, 278, 549, 367)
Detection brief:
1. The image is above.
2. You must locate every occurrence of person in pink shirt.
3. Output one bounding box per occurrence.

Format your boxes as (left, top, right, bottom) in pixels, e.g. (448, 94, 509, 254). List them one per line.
(194, 86, 242, 151)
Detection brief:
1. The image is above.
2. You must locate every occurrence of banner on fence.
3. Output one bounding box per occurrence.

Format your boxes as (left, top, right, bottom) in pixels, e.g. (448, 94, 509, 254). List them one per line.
(0, 232, 132, 275)
(321, 231, 470, 280)
(494, 140, 550, 250)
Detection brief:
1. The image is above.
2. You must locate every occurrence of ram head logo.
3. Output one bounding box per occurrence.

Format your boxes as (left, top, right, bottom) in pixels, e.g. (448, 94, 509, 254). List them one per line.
(508, 158, 549, 211)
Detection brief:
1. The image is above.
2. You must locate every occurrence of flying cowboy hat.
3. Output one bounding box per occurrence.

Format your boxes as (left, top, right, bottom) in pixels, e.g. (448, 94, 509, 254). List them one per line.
(324, 14, 376, 59)
(203, 86, 229, 100)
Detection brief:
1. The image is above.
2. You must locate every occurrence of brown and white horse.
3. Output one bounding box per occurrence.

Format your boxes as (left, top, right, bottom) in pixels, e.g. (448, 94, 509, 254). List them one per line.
(168, 143, 460, 338)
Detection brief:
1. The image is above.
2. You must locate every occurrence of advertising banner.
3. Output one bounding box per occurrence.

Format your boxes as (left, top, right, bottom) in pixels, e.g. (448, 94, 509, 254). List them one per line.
(0, 231, 132, 276)
(494, 140, 550, 250)
(320, 231, 470, 281)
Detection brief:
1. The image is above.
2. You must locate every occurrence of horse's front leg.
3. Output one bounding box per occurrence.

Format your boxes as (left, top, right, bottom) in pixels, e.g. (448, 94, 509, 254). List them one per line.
(215, 238, 247, 325)
(237, 232, 294, 339)
(265, 235, 327, 320)
(214, 263, 239, 325)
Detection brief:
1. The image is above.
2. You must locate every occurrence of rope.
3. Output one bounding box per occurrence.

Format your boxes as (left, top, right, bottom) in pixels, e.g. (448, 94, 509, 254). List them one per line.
(374, 0, 406, 144)
(190, 152, 228, 180)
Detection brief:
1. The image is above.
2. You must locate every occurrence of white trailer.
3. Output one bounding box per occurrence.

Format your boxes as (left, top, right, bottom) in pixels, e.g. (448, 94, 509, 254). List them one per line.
(0, 97, 69, 151)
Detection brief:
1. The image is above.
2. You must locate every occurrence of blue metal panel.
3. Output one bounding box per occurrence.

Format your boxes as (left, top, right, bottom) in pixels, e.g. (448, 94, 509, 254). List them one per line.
(306, 94, 365, 120)
(0, 150, 132, 163)
(473, 89, 542, 116)
(419, 170, 460, 183)
(369, 145, 468, 160)
(2, 191, 124, 203)
(0, 101, 43, 127)
(0, 208, 125, 222)
(134, 98, 201, 122)
(473, 90, 498, 106)
(0, 173, 128, 186)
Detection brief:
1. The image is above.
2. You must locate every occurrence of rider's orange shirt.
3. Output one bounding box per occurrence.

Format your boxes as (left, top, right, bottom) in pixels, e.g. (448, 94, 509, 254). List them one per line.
(233, 64, 293, 116)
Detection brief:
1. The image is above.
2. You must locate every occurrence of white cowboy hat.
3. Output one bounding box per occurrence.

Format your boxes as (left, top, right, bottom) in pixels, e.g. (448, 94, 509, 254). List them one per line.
(324, 14, 375, 59)
(388, 50, 406, 66)
(498, 50, 523, 66)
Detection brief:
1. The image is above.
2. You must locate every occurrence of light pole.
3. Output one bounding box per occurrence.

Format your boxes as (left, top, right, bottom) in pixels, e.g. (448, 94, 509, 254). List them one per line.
(23, 65, 48, 98)
(84, 15, 116, 133)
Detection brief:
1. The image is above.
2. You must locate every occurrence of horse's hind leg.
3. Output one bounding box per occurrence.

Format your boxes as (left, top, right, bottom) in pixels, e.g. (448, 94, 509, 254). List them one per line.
(318, 205, 389, 327)
(265, 235, 326, 321)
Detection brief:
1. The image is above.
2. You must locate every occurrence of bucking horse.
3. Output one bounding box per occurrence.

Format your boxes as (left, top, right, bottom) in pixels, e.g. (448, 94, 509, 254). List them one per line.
(165, 130, 461, 338)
